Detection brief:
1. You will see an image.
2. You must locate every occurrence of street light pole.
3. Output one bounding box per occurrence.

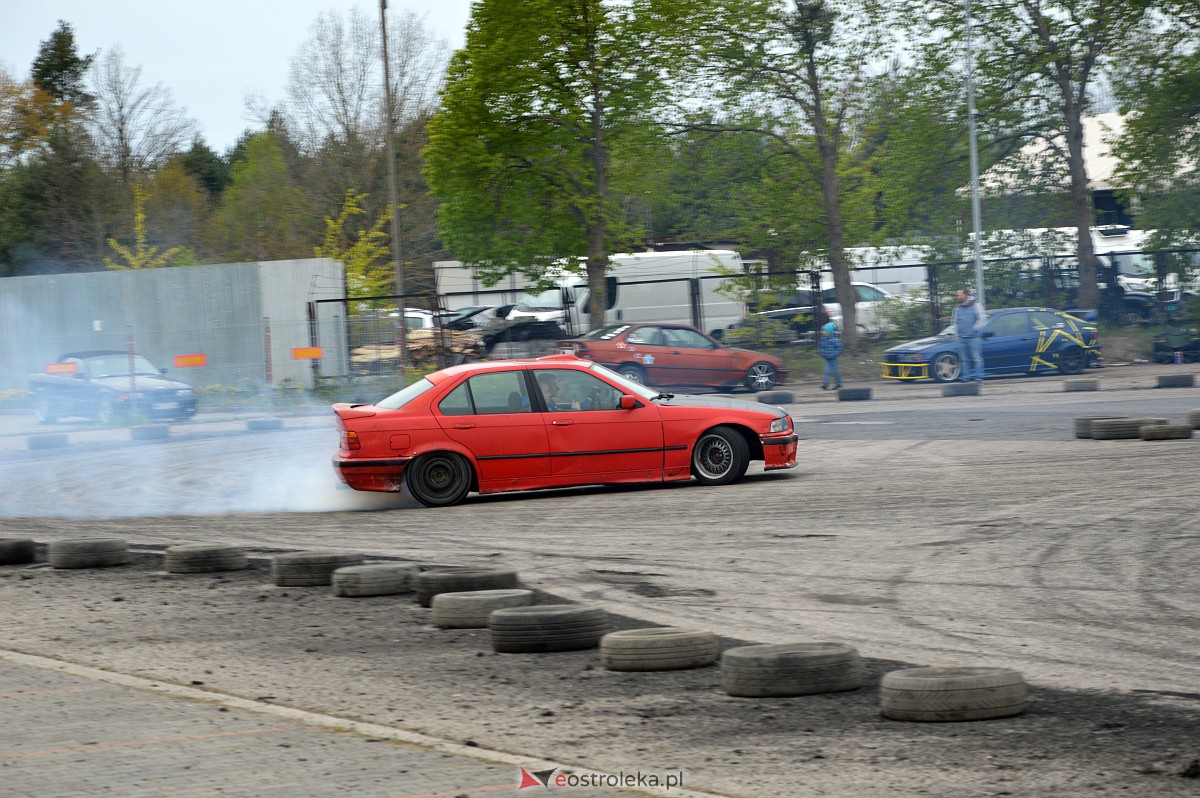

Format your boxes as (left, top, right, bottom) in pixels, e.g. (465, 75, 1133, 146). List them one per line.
(964, 0, 985, 307)
(380, 0, 408, 372)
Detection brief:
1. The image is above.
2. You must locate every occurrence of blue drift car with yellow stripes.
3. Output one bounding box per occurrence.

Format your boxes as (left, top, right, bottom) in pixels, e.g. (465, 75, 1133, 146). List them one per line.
(881, 307, 1100, 383)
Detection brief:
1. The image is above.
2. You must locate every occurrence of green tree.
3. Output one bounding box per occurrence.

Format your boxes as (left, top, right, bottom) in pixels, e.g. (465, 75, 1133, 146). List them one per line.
(687, 0, 891, 346)
(314, 189, 394, 302)
(1111, 6, 1200, 246)
(424, 0, 701, 328)
(30, 20, 95, 109)
(900, 0, 1159, 312)
(104, 184, 188, 269)
(211, 133, 314, 262)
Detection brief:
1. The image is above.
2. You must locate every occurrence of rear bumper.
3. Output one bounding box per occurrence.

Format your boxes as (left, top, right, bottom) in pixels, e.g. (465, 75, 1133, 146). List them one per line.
(332, 454, 413, 492)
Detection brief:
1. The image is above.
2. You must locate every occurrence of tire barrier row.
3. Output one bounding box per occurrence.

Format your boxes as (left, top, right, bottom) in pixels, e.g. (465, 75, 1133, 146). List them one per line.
(3, 544, 1029, 722)
(1074, 414, 1196, 441)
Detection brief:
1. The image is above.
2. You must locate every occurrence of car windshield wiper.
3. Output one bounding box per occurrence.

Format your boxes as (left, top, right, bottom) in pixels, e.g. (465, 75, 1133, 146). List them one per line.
(652, 391, 675, 401)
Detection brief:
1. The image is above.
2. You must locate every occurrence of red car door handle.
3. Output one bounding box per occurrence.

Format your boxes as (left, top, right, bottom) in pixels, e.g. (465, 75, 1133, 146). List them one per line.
(551, 419, 573, 426)
(453, 422, 476, 429)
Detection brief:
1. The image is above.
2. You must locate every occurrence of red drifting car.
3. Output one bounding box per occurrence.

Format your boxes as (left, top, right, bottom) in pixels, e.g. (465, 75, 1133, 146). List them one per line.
(332, 355, 797, 507)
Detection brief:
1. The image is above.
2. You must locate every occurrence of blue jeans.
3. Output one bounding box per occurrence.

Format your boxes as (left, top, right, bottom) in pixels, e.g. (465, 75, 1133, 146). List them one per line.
(959, 336, 984, 381)
(822, 357, 841, 387)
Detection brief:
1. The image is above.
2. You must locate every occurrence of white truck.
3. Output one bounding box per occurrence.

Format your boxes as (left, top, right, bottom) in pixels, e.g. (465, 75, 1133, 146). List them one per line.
(437, 250, 749, 338)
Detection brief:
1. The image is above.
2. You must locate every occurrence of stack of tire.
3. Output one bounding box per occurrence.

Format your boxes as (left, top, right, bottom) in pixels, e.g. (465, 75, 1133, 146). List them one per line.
(880, 666, 1027, 722)
(488, 605, 609, 653)
(415, 567, 520, 607)
(47, 538, 131, 569)
(164, 543, 248, 574)
(430, 589, 535, 628)
(720, 642, 863, 697)
(599, 627, 718, 671)
(270, 550, 366, 587)
(332, 563, 421, 597)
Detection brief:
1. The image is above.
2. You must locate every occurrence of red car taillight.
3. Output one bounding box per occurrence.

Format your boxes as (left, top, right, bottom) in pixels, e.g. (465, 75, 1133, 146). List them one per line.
(341, 430, 361, 451)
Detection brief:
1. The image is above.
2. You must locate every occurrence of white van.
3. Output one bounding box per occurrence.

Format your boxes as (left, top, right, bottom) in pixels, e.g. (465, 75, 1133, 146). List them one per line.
(505, 250, 747, 337)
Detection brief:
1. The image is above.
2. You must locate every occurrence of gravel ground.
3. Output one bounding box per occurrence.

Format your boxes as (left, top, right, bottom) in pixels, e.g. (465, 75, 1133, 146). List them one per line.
(3, 543, 1199, 798)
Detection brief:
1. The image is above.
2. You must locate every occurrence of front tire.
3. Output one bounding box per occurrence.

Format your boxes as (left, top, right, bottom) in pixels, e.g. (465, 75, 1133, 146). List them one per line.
(691, 426, 750, 486)
(405, 452, 473, 507)
(745, 362, 778, 391)
(1058, 345, 1086, 375)
(930, 352, 961, 383)
(618, 363, 647, 385)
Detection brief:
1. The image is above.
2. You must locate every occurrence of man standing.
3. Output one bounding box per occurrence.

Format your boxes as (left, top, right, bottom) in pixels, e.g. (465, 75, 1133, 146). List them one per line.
(952, 288, 985, 382)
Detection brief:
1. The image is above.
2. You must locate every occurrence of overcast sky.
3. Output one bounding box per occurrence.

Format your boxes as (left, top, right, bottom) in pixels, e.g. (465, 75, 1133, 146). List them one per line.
(1, 1, 473, 153)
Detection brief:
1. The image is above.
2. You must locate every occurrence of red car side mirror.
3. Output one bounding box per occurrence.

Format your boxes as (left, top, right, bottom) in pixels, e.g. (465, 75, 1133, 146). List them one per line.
(619, 395, 638, 410)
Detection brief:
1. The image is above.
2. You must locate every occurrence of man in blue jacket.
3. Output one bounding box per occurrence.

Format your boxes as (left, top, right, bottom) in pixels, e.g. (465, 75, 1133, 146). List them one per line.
(952, 288, 985, 381)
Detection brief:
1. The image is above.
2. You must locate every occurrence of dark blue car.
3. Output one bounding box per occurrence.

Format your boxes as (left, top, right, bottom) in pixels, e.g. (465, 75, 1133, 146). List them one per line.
(881, 307, 1101, 383)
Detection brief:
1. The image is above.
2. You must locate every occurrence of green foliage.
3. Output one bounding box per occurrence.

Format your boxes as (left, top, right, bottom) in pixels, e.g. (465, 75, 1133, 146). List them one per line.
(875, 290, 939, 340)
(104, 184, 188, 269)
(31, 21, 95, 108)
(314, 189, 394, 304)
(212, 133, 313, 261)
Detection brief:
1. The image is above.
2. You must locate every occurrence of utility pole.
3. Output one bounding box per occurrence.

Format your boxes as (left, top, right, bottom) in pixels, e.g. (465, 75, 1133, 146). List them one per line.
(380, 0, 408, 372)
(964, 0, 985, 307)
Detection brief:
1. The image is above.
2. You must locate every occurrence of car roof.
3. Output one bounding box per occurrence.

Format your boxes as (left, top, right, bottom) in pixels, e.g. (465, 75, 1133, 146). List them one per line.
(430, 354, 594, 383)
(58, 350, 134, 359)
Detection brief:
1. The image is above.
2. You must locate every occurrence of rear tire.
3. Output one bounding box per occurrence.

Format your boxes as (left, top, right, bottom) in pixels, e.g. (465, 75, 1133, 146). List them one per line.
(1058, 345, 1086, 375)
(691, 426, 749, 486)
(405, 452, 473, 507)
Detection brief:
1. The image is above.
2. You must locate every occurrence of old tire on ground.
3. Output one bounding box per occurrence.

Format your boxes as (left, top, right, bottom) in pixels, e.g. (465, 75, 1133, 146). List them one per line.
(600, 627, 718, 672)
(164, 543, 248, 573)
(756, 390, 793, 405)
(488, 605, 609, 653)
(130, 424, 170, 441)
(332, 563, 420, 597)
(880, 666, 1027, 722)
(1063, 379, 1098, 392)
(930, 352, 961, 383)
(0, 538, 37, 565)
(404, 452, 473, 507)
(1090, 417, 1167, 440)
(1189, 409, 1200, 429)
(745, 362, 778, 392)
(28, 433, 69, 450)
(47, 538, 131, 569)
(1073, 416, 1126, 439)
(942, 382, 980, 397)
(720, 642, 863, 697)
(690, 426, 750, 486)
(837, 387, 871, 401)
(1156, 373, 1195, 389)
(430, 588, 535, 628)
(270, 550, 366, 587)
(1139, 423, 1194, 441)
(415, 567, 520, 607)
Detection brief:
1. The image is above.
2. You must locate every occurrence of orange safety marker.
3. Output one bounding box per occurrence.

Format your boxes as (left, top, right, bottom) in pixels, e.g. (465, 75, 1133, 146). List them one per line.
(173, 354, 208, 367)
(291, 346, 323, 360)
(45, 362, 79, 374)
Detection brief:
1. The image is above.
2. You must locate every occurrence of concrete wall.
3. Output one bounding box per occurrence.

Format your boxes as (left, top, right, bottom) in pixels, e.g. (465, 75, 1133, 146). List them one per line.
(0, 259, 344, 391)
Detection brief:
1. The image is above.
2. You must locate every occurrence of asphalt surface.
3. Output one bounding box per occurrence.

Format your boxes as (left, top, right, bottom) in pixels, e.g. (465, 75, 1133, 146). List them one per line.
(2, 362, 1199, 796)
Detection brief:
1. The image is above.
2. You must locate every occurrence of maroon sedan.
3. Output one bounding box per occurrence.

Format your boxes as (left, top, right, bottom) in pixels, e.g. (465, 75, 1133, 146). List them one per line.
(559, 323, 786, 392)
